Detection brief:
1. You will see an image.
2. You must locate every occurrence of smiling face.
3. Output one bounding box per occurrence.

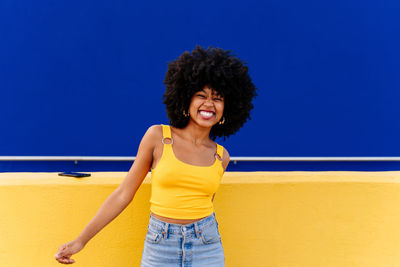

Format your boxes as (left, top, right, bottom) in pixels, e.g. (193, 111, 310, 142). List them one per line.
(188, 85, 225, 128)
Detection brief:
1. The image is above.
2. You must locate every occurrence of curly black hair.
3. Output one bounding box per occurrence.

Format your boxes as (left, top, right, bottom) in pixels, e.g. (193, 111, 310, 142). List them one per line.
(163, 45, 257, 139)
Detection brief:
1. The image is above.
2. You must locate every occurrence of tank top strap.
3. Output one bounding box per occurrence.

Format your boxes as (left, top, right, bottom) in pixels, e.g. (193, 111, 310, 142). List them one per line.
(161, 125, 174, 154)
(161, 124, 172, 139)
(216, 143, 224, 160)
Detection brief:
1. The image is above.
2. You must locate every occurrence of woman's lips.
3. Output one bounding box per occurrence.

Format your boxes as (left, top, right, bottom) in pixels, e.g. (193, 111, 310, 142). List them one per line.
(198, 110, 215, 120)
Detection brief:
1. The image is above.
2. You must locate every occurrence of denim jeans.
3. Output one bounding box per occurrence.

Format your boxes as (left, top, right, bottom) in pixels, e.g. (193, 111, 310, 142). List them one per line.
(140, 212, 225, 267)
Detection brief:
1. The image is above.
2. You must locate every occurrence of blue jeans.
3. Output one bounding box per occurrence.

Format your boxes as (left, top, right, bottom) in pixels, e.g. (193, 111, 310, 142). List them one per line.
(140, 212, 225, 267)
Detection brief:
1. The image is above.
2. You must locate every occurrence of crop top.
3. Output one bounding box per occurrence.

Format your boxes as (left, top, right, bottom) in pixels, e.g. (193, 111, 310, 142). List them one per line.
(149, 125, 225, 219)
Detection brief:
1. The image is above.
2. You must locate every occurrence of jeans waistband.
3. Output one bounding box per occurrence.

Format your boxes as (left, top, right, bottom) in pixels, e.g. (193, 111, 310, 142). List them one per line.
(148, 212, 216, 238)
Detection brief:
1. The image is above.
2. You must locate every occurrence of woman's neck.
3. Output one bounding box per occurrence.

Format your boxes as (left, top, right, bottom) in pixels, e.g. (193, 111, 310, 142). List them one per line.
(175, 121, 212, 146)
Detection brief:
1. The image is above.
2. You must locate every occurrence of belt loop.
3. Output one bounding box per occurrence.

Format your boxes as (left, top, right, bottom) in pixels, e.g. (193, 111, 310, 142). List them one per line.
(194, 222, 200, 239)
(162, 223, 169, 239)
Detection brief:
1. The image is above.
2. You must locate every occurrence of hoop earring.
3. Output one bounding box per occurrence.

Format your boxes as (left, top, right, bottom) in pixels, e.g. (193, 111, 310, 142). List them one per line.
(183, 110, 190, 117)
(219, 117, 225, 125)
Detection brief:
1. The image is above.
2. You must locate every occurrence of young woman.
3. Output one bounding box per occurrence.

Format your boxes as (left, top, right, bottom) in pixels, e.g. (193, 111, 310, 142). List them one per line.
(55, 46, 257, 266)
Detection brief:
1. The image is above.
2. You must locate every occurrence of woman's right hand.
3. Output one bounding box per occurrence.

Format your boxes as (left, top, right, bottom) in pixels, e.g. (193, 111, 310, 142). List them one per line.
(54, 239, 85, 264)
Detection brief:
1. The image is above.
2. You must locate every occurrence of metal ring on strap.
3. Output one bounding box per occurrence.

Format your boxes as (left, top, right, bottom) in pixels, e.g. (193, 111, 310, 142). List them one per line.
(162, 137, 174, 145)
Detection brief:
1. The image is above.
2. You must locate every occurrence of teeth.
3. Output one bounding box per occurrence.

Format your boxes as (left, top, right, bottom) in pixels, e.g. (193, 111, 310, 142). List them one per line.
(199, 111, 214, 118)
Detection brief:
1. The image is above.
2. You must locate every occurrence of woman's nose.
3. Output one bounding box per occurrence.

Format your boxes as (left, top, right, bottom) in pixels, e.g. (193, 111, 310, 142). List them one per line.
(203, 97, 214, 105)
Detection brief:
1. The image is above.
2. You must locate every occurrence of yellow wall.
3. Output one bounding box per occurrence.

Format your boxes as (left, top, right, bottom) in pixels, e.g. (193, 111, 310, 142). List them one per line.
(1, 172, 400, 267)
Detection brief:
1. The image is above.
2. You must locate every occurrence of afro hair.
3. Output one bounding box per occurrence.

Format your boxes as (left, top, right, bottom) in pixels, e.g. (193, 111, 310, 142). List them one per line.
(163, 45, 257, 139)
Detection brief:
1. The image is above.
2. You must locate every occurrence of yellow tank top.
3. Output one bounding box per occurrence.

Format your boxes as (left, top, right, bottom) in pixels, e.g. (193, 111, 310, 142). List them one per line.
(149, 125, 225, 219)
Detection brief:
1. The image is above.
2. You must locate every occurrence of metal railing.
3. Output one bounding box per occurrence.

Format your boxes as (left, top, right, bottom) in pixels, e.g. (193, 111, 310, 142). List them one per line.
(1, 156, 400, 163)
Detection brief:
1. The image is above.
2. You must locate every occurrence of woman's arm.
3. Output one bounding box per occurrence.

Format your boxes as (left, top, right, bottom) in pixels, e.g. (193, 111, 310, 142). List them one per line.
(222, 147, 230, 172)
(55, 125, 160, 264)
(75, 126, 158, 245)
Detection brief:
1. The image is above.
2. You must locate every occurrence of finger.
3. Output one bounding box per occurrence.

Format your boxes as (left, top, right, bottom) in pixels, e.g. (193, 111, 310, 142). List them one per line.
(56, 257, 66, 264)
(55, 255, 65, 262)
(55, 252, 70, 261)
(64, 258, 75, 264)
(60, 257, 73, 264)
(55, 251, 66, 259)
(56, 246, 72, 257)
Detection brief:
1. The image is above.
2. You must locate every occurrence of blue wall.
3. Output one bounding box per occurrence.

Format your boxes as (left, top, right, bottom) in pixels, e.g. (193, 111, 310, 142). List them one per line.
(1, 0, 400, 171)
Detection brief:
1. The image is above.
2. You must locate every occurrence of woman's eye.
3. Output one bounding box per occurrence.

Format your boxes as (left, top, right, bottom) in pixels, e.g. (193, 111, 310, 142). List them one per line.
(213, 97, 222, 101)
(197, 94, 206, 98)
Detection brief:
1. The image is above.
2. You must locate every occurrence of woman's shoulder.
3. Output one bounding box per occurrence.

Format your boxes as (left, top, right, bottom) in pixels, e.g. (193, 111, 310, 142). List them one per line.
(146, 124, 163, 134)
(142, 124, 164, 144)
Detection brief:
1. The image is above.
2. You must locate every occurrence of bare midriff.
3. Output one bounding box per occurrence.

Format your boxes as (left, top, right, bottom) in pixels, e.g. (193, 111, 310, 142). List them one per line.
(151, 212, 207, 225)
